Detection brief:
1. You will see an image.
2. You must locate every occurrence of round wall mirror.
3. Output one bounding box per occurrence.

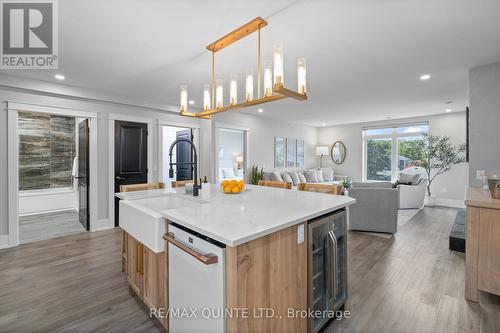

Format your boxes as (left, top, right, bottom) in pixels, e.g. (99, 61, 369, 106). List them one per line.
(331, 141, 346, 165)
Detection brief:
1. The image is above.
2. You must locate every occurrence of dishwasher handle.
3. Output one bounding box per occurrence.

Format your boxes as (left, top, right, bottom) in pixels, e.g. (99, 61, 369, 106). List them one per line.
(163, 232, 218, 265)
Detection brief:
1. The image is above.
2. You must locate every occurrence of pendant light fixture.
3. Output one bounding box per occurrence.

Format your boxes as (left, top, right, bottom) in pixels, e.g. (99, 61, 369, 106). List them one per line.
(179, 17, 307, 119)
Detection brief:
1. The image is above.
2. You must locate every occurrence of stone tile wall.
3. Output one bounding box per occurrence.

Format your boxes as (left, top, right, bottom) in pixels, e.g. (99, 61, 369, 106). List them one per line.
(19, 112, 76, 191)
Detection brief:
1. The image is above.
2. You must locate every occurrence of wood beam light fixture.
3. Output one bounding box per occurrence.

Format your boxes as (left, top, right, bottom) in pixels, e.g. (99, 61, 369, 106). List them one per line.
(179, 17, 308, 119)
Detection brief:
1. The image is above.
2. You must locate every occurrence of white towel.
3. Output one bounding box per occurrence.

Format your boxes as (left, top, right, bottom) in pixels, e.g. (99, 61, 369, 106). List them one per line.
(72, 157, 79, 177)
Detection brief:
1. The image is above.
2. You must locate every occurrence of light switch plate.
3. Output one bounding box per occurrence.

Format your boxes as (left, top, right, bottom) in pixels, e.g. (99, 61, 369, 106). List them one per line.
(297, 224, 305, 244)
(477, 169, 485, 180)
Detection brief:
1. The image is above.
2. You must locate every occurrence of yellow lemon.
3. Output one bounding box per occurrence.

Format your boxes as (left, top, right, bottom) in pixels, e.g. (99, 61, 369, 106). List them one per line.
(237, 180, 245, 189)
(222, 180, 228, 187)
(232, 186, 240, 193)
(230, 180, 237, 187)
(224, 186, 232, 193)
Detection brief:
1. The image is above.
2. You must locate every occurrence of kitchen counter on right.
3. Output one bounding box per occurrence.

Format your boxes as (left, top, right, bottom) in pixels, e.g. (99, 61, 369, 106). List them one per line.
(465, 187, 500, 302)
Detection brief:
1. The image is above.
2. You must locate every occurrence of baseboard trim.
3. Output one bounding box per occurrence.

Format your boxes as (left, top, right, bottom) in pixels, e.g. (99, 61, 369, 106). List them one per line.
(425, 197, 465, 208)
(0, 234, 12, 250)
(94, 218, 114, 232)
(19, 208, 75, 217)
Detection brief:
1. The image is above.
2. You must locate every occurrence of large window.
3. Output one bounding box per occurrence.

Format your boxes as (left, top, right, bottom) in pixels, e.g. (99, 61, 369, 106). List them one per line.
(363, 124, 428, 181)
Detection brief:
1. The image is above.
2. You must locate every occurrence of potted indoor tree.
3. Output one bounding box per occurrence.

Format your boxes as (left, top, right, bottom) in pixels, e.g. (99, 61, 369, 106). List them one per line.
(419, 135, 466, 206)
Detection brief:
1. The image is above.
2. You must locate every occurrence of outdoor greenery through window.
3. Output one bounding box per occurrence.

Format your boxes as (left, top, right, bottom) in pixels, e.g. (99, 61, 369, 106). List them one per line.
(364, 124, 428, 181)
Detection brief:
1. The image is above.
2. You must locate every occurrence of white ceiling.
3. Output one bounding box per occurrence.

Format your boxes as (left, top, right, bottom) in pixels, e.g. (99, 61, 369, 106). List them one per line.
(2, 0, 500, 126)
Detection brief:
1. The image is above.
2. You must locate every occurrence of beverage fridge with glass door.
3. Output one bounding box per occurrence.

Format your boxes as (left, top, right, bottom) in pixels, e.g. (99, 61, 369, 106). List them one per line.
(308, 209, 348, 333)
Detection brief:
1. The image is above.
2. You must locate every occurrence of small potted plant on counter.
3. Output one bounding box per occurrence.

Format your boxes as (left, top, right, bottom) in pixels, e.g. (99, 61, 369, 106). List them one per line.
(342, 177, 352, 195)
(249, 165, 264, 185)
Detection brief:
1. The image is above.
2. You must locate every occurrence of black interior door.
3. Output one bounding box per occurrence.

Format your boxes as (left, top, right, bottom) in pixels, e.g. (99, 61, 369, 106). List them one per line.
(78, 119, 89, 231)
(115, 120, 148, 226)
(175, 129, 193, 181)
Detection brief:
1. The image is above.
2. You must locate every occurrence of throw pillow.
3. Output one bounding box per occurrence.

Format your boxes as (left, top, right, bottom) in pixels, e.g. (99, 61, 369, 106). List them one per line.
(281, 172, 293, 184)
(321, 168, 334, 182)
(298, 172, 307, 183)
(398, 172, 420, 185)
(271, 170, 284, 182)
(315, 169, 324, 182)
(289, 171, 300, 186)
(304, 170, 318, 183)
(222, 168, 235, 179)
(262, 172, 272, 181)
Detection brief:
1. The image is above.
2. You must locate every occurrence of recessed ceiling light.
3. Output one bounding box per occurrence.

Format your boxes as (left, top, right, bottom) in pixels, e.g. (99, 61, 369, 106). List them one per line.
(445, 109, 452, 113)
(257, 108, 263, 113)
(54, 74, 65, 80)
(321, 123, 326, 126)
(419, 74, 431, 81)
(188, 100, 195, 105)
(444, 101, 453, 104)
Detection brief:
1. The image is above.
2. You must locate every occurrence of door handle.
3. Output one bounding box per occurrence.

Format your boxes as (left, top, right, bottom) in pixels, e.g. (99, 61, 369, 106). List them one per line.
(328, 230, 338, 301)
(116, 176, 126, 181)
(163, 232, 218, 265)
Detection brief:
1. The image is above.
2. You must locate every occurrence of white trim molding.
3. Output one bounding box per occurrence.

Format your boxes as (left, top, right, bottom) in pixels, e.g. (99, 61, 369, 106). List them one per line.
(214, 123, 249, 183)
(7, 109, 19, 246)
(0, 235, 10, 249)
(424, 197, 466, 209)
(7, 101, 98, 119)
(157, 119, 201, 184)
(6, 102, 99, 247)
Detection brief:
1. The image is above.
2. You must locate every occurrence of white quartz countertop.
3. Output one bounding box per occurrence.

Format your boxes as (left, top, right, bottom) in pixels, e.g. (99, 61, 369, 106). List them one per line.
(116, 184, 355, 247)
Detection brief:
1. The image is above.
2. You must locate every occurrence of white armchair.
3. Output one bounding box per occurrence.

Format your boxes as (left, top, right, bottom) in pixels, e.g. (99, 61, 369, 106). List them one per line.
(398, 179, 427, 209)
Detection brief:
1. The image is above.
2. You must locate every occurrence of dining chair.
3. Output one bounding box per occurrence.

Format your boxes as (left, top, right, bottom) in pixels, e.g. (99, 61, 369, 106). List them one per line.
(257, 180, 292, 189)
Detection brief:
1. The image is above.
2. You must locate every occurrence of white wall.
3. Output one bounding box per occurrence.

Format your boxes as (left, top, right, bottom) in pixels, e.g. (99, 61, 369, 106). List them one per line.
(318, 112, 469, 201)
(211, 112, 318, 176)
(469, 61, 500, 186)
(0, 83, 206, 237)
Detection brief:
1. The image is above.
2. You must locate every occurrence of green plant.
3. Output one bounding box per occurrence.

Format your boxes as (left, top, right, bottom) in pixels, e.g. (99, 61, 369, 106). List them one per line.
(249, 165, 264, 185)
(418, 134, 466, 196)
(342, 177, 352, 190)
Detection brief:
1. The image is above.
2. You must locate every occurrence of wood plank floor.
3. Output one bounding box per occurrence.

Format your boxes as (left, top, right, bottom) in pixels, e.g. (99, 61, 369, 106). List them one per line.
(1, 206, 499, 332)
(19, 209, 86, 244)
(330, 206, 500, 333)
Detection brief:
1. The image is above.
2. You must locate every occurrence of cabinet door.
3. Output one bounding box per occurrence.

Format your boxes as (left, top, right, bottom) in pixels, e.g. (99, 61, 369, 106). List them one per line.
(143, 246, 168, 329)
(478, 208, 500, 295)
(126, 233, 143, 298)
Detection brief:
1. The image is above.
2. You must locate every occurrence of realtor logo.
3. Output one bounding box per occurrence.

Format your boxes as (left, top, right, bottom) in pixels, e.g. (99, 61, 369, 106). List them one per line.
(1, 0, 58, 68)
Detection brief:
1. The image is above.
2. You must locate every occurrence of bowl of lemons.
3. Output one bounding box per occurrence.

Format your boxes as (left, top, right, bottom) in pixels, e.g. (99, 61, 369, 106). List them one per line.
(221, 180, 245, 194)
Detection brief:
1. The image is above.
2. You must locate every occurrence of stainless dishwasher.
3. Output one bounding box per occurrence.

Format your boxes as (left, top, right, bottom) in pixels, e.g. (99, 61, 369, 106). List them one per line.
(308, 209, 348, 333)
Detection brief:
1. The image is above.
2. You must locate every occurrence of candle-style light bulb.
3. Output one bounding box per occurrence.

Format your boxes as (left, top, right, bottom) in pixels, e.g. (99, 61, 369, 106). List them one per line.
(180, 85, 188, 112)
(273, 44, 284, 86)
(264, 62, 272, 97)
(216, 79, 223, 109)
(203, 83, 211, 111)
(230, 75, 238, 105)
(245, 68, 254, 102)
(297, 58, 307, 94)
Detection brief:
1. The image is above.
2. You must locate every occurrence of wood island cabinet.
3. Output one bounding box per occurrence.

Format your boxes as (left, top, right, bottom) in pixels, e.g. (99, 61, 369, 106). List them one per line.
(124, 231, 168, 330)
(465, 187, 500, 302)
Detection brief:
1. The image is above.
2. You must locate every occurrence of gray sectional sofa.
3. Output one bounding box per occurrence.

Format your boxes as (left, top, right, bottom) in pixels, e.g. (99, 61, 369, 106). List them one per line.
(262, 168, 348, 189)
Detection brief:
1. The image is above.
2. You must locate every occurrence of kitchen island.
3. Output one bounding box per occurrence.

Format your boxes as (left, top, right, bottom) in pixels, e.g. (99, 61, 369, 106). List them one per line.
(116, 184, 355, 333)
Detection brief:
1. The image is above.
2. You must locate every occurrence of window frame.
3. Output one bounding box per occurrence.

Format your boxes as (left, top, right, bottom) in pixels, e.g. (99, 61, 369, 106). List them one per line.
(362, 123, 428, 182)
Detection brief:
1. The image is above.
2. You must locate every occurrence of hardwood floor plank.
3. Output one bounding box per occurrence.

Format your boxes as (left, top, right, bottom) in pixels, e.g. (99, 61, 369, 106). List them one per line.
(1, 207, 499, 333)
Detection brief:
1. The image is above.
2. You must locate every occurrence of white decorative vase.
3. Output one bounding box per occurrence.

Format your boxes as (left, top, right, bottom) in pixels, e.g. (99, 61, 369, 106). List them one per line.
(425, 195, 437, 207)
